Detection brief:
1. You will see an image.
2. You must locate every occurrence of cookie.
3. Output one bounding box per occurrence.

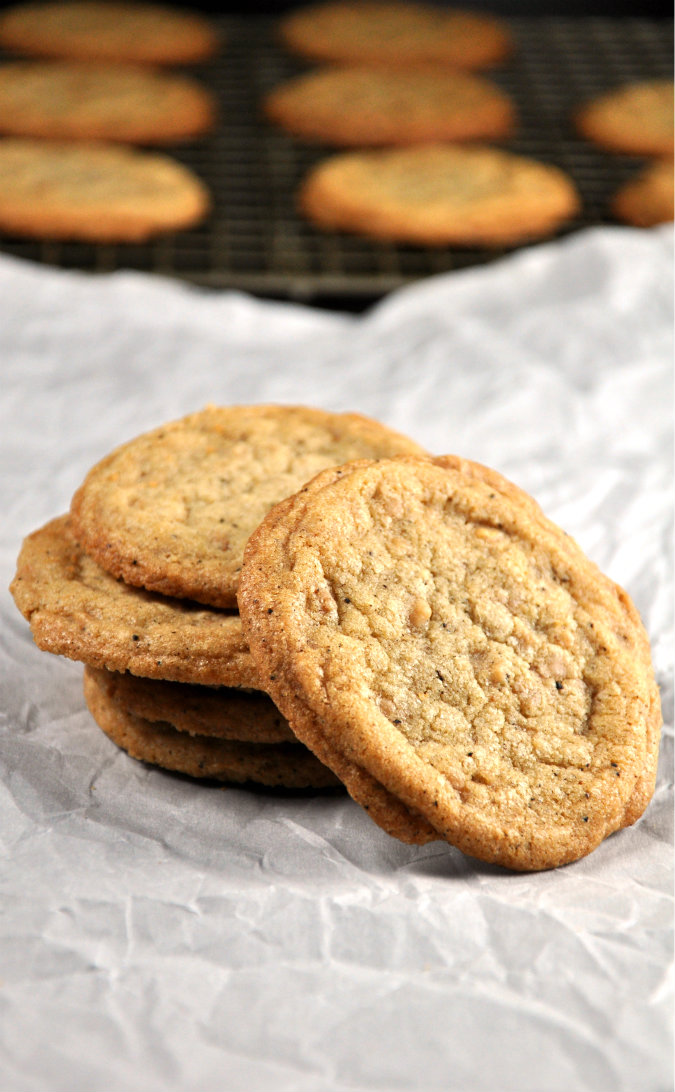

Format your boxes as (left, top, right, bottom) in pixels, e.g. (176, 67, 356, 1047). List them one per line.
(299, 144, 580, 247)
(0, 1, 219, 66)
(0, 138, 209, 242)
(83, 666, 341, 789)
(0, 61, 216, 144)
(246, 459, 661, 849)
(92, 667, 297, 744)
(237, 455, 543, 847)
(238, 455, 660, 871)
(279, 1, 512, 70)
(69, 405, 426, 609)
(10, 515, 261, 688)
(264, 65, 516, 147)
(575, 79, 674, 158)
(612, 157, 674, 228)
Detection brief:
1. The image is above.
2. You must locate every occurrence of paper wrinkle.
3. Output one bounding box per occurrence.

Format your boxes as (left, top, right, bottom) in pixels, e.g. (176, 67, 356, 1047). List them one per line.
(0, 227, 672, 1092)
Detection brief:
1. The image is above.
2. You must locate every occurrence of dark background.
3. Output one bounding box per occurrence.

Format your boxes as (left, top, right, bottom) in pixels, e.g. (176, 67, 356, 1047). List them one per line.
(185, 2, 672, 18)
(0, 1, 669, 17)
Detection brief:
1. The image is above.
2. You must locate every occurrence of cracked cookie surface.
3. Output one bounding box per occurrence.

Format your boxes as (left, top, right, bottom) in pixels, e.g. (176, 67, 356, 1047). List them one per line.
(10, 515, 260, 688)
(576, 79, 674, 158)
(265, 65, 515, 147)
(0, 61, 216, 144)
(0, 1, 219, 65)
(299, 144, 580, 247)
(0, 138, 210, 241)
(70, 404, 426, 608)
(279, 1, 512, 70)
(239, 455, 660, 871)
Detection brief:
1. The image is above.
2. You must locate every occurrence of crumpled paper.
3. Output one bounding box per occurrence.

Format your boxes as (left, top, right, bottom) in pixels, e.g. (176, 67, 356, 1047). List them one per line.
(0, 226, 671, 1092)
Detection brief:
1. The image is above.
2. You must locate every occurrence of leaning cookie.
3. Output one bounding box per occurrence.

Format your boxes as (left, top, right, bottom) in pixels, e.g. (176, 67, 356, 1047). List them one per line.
(70, 404, 426, 609)
(611, 158, 674, 228)
(237, 455, 549, 847)
(575, 79, 674, 158)
(299, 144, 580, 247)
(239, 455, 660, 871)
(91, 667, 297, 744)
(83, 667, 341, 789)
(0, 138, 210, 241)
(10, 516, 261, 689)
(264, 66, 516, 147)
(0, 1, 219, 66)
(279, 1, 512, 70)
(0, 61, 216, 144)
(239, 459, 661, 850)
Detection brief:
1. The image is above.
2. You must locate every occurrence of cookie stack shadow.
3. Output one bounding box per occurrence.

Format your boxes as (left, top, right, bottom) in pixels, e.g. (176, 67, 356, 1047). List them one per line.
(10, 403, 662, 871)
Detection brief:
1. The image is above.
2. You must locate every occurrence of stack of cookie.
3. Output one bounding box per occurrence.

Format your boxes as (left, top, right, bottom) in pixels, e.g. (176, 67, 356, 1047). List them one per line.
(575, 79, 674, 228)
(11, 403, 661, 871)
(10, 404, 426, 793)
(266, 0, 581, 247)
(0, 0, 219, 241)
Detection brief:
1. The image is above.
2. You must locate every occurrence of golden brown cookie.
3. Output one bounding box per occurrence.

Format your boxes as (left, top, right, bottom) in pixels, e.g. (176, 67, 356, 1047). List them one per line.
(0, 61, 216, 144)
(0, 1, 219, 66)
(10, 515, 261, 688)
(279, 1, 512, 70)
(83, 666, 341, 789)
(0, 138, 210, 241)
(264, 65, 516, 147)
(575, 80, 674, 158)
(237, 455, 545, 847)
(69, 405, 426, 609)
(238, 458, 660, 849)
(91, 667, 297, 743)
(299, 143, 580, 247)
(238, 455, 660, 871)
(612, 157, 674, 228)
(619, 682, 662, 831)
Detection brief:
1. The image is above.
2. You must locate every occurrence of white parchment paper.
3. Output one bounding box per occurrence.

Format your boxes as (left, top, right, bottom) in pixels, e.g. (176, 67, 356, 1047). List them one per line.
(0, 226, 672, 1092)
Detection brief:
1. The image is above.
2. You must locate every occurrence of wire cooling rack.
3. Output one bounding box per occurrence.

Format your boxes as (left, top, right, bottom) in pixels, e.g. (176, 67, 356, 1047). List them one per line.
(0, 17, 672, 302)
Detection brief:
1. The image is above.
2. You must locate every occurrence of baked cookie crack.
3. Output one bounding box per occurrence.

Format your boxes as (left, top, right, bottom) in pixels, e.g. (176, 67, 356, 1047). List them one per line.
(239, 454, 659, 870)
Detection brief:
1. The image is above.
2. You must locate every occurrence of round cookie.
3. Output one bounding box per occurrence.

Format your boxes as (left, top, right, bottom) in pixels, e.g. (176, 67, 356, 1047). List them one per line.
(264, 65, 516, 147)
(83, 667, 341, 789)
(0, 138, 209, 242)
(92, 667, 297, 744)
(299, 144, 580, 247)
(10, 515, 261, 689)
(0, 61, 216, 144)
(612, 157, 674, 228)
(0, 1, 219, 66)
(240, 459, 661, 849)
(575, 79, 674, 158)
(69, 405, 426, 609)
(279, 1, 512, 70)
(236, 455, 548, 847)
(238, 455, 659, 871)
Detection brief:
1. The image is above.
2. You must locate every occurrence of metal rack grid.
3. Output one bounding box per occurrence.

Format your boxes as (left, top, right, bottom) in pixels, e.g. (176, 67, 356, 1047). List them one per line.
(0, 17, 672, 302)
